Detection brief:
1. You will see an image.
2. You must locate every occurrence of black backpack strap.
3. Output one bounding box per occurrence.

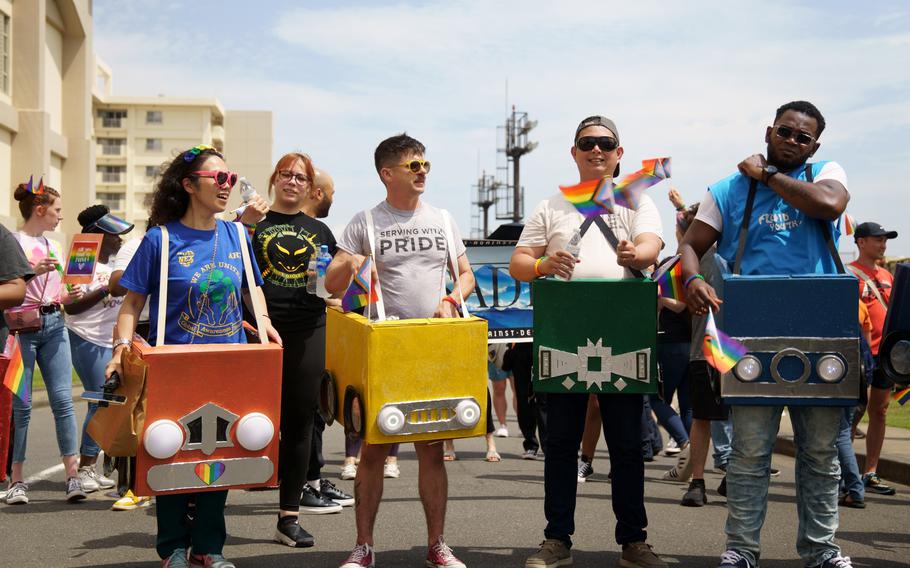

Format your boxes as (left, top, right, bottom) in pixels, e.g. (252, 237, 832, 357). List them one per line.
(732, 179, 759, 275)
(579, 215, 645, 278)
(805, 163, 846, 274)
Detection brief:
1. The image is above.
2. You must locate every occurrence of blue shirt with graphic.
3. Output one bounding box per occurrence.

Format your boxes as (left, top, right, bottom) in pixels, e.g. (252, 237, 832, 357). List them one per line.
(121, 220, 264, 346)
(711, 161, 842, 276)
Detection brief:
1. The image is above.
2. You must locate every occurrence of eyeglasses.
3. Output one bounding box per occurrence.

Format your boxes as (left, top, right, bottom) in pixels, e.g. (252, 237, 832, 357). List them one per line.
(394, 159, 431, 174)
(772, 125, 816, 146)
(576, 136, 619, 152)
(278, 170, 310, 185)
(193, 170, 238, 189)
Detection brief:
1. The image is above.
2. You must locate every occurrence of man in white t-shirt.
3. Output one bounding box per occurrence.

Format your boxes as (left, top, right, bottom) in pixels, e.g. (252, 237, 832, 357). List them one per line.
(511, 116, 666, 568)
(326, 133, 475, 568)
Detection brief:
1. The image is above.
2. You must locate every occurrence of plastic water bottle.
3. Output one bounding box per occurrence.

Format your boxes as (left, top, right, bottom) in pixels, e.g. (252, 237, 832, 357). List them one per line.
(556, 228, 582, 282)
(306, 254, 318, 295)
(232, 177, 265, 221)
(316, 245, 332, 298)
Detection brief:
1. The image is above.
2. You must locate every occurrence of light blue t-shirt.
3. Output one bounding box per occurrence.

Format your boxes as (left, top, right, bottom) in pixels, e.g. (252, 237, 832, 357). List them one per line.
(707, 161, 843, 276)
(121, 220, 263, 345)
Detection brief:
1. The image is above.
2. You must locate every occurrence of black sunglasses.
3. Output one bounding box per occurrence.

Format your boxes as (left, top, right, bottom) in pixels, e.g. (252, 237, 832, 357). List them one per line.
(773, 125, 815, 146)
(576, 136, 618, 152)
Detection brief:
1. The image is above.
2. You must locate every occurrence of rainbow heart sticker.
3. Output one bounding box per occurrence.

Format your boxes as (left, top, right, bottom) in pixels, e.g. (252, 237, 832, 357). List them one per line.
(195, 462, 226, 485)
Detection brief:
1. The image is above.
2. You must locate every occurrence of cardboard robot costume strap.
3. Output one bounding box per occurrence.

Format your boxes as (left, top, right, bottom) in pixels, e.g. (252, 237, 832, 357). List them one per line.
(732, 163, 845, 276)
(579, 215, 645, 279)
(155, 223, 267, 345)
(363, 208, 469, 321)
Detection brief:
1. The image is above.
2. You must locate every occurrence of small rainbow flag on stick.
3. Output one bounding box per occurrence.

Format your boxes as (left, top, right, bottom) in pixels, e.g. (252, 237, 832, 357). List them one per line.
(559, 178, 610, 217)
(2, 336, 28, 403)
(559, 157, 672, 217)
(652, 255, 685, 301)
(894, 387, 910, 407)
(341, 256, 379, 312)
(703, 310, 748, 374)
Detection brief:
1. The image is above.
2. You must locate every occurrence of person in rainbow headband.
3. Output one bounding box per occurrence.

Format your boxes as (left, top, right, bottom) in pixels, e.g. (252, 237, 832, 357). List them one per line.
(510, 115, 666, 568)
(678, 101, 853, 568)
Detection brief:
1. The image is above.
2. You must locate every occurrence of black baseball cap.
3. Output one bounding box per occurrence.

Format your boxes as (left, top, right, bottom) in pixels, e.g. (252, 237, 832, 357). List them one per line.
(854, 222, 897, 240)
(574, 115, 620, 143)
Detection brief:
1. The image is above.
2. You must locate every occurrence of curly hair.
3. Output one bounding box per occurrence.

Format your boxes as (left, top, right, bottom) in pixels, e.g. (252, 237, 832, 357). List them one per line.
(147, 146, 224, 227)
(267, 152, 315, 198)
(14, 183, 61, 220)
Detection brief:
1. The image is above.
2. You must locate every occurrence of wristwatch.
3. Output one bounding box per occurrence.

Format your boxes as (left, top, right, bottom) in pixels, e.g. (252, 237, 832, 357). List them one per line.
(113, 337, 132, 351)
(761, 165, 779, 185)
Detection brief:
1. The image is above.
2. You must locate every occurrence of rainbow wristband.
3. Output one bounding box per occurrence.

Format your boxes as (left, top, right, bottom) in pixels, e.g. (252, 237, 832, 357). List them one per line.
(684, 274, 705, 289)
(534, 256, 547, 278)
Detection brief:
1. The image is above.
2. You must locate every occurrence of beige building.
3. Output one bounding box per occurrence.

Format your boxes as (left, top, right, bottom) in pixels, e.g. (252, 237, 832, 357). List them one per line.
(93, 72, 273, 229)
(0, 0, 95, 238)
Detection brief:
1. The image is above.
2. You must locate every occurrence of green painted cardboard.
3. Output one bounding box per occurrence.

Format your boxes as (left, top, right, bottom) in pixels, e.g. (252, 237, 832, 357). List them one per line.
(532, 278, 658, 394)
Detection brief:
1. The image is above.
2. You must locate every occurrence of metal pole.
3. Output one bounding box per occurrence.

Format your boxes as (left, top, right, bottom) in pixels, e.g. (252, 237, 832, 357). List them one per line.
(512, 155, 521, 223)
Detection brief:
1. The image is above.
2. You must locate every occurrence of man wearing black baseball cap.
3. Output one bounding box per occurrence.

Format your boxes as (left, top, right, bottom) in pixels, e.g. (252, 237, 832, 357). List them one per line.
(849, 221, 899, 497)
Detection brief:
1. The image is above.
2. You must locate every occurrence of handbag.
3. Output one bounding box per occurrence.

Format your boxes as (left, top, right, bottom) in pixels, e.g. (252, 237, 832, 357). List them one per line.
(3, 236, 53, 334)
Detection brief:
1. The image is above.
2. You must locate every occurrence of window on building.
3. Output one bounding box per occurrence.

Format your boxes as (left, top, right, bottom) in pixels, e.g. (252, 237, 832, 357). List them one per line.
(145, 138, 162, 152)
(97, 165, 126, 184)
(145, 165, 158, 179)
(146, 110, 163, 124)
(99, 138, 125, 156)
(98, 110, 127, 128)
(1, 13, 9, 95)
(96, 192, 125, 212)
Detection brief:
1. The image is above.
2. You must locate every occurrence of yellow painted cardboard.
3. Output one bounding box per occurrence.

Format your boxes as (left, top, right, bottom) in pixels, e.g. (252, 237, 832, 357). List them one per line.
(326, 307, 488, 444)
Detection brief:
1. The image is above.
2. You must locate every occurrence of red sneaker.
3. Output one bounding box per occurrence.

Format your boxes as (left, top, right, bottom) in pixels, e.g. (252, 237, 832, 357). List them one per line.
(340, 543, 375, 568)
(426, 536, 466, 568)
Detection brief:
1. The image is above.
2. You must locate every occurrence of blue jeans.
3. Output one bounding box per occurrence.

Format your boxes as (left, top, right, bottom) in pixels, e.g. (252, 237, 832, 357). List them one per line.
(712, 417, 733, 469)
(651, 342, 692, 446)
(12, 311, 78, 463)
(68, 330, 111, 458)
(836, 406, 863, 501)
(725, 405, 841, 567)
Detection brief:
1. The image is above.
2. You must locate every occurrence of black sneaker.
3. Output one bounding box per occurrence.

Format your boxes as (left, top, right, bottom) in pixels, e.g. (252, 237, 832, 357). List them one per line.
(274, 515, 315, 548)
(299, 484, 342, 514)
(318, 479, 354, 507)
(717, 475, 727, 498)
(681, 479, 707, 507)
(863, 472, 896, 495)
(577, 459, 594, 483)
(717, 549, 751, 567)
(769, 467, 781, 477)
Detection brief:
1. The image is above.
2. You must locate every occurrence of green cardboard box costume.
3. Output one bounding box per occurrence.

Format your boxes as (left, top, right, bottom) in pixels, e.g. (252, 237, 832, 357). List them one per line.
(532, 278, 658, 394)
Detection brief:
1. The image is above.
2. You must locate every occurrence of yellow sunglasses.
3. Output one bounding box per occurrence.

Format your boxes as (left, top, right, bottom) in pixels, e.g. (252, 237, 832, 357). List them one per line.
(394, 159, 431, 174)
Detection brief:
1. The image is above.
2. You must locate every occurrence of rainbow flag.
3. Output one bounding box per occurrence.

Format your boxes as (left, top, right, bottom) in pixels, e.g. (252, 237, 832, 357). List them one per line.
(652, 256, 685, 301)
(341, 256, 379, 312)
(559, 178, 611, 217)
(703, 310, 748, 374)
(843, 213, 856, 236)
(2, 336, 28, 403)
(894, 387, 910, 406)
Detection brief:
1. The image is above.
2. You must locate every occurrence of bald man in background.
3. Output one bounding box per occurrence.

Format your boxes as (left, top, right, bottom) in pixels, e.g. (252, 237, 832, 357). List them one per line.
(304, 168, 335, 219)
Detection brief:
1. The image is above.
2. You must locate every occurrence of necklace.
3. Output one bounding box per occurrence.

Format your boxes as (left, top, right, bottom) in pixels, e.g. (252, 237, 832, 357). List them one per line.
(385, 201, 419, 237)
(189, 224, 220, 345)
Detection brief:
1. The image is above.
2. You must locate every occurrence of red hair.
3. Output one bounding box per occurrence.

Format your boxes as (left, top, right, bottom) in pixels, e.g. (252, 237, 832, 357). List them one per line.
(267, 152, 315, 197)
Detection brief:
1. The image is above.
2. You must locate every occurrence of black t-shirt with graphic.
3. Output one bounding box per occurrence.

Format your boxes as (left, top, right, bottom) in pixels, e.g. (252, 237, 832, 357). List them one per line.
(252, 210, 336, 331)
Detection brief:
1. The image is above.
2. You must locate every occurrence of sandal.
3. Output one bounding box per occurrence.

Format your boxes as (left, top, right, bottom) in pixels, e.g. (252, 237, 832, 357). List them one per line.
(443, 450, 457, 461)
(485, 450, 501, 462)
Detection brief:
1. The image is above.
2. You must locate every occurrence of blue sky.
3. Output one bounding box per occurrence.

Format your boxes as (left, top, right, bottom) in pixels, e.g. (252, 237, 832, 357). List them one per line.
(95, 1, 910, 256)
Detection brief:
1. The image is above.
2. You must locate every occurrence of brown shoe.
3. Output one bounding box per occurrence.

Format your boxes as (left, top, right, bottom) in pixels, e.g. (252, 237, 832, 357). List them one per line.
(619, 542, 667, 568)
(525, 539, 572, 568)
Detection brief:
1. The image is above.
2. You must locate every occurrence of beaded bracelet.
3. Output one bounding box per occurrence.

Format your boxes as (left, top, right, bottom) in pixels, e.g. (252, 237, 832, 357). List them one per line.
(534, 256, 547, 278)
(684, 274, 705, 289)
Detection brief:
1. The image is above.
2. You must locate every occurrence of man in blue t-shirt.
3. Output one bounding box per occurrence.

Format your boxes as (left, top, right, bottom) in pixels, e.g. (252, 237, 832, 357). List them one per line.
(677, 101, 853, 568)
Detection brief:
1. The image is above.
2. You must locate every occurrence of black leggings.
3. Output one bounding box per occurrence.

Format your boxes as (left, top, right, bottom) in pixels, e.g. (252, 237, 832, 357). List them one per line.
(278, 325, 325, 512)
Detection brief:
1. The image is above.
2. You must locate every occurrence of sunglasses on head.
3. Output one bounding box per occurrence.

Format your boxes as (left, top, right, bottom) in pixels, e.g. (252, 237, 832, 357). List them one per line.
(773, 125, 816, 146)
(394, 159, 431, 174)
(87, 213, 134, 235)
(193, 170, 239, 189)
(576, 136, 619, 152)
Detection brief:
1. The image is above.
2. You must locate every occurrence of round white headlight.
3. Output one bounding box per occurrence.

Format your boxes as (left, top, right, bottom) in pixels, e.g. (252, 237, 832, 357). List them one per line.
(734, 355, 762, 382)
(454, 400, 481, 427)
(816, 355, 846, 383)
(891, 340, 910, 376)
(144, 419, 184, 459)
(377, 406, 406, 435)
(235, 412, 274, 451)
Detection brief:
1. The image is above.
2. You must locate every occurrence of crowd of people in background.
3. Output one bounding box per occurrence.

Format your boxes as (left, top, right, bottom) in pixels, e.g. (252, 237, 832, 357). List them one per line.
(0, 99, 904, 568)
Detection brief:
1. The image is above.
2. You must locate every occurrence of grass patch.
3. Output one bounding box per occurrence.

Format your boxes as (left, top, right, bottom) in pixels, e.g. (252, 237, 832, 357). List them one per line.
(860, 397, 910, 430)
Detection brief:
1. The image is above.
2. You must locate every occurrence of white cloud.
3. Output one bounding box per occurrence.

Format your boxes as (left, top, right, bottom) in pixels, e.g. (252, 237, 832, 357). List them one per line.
(95, 0, 910, 255)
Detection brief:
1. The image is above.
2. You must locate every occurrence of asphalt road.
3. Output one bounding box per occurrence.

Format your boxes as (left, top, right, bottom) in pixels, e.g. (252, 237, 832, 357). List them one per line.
(2, 404, 908, 567)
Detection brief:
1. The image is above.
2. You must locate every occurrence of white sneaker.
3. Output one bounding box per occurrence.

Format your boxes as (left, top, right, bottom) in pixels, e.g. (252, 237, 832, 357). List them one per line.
(494, 424, 509, 438)
(383, 462, 400, 479)
(663, 438, 681, 456)
(661, 443, 692, 483)
(340, 463, 358, 481)
(78, 466, 116, 492)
